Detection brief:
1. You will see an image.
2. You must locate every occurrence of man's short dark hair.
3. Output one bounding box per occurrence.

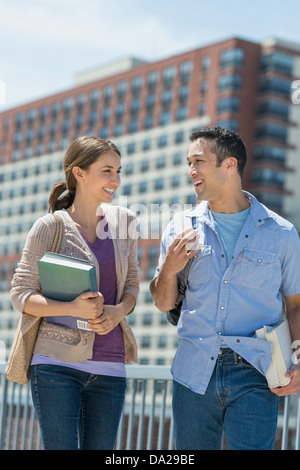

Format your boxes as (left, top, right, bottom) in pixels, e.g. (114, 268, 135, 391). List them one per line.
(190, 126, 247, 177)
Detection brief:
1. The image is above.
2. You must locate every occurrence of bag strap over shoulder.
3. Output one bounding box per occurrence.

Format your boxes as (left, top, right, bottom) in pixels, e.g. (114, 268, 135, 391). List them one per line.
(50, 212, 63, 253)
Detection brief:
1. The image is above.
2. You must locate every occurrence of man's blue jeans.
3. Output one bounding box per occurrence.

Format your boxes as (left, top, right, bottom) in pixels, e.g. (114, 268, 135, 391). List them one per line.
(172, 348, 278, 450)
(30, 364, 126, 450)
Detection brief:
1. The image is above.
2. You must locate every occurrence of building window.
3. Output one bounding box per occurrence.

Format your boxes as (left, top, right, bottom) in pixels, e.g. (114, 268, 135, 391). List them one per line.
(259, 77, 291, 98)
(147, 71, 159, 93)
(255, 123, 287, 143)
(253, 146, 286, 165)
(141, 336, 151, 348)
(180, 61, 192, 84)
(140, 160, 150, 172)
(63, 98, 73, 116)
(115, 103, 124, 121)
(200, 81, 207, 97)
(117, 81, 127, 101)
(199, 102, 206, 116)
(202, 55, 211, 74)
(161, 90, 173, 110)
(159, 111, 171, 126)
(254, 191, 283, 211)
(124, 162, 134, 175)
(130, 99, 140, 117)
(146, 94, 156, 113)
(261, 51, 293, 76)
(128, 120, 138, 133)
(171, 174, 181, 187)
(127, 142, 136, 154)
(15, 112, 24, 130)
(131, 76, 143, 97)
(114, 123, 123, 136)
(163, 66, 176, 88)
(27, 109, 37, 127)
(157, 135, 168, 147)
(220, 48, 244, 69)
(158, 335, 167, 348)
(39, 105, 48, 123)
(215, 119, 238, 131)
(139, 181, 148, 193)
(123, 184, 132, 196)
(178, 85, 189, 105)
(142, 138, 151, 151)
(142, 313, 153, 326)
(173, 152, 182, 166)
(257, 99, 289, 120)
(102, 108, 110, 125)
(217, 96, 240, 114)
(90, 89, 100, 109)
(155, 155, 166, 169)
(144, 115, 153, 129)
(99, 127, 108, 139)
(104, 85, 113, 105)
(154, 177, 164, 191)
(252, 168, 286, 189)
(176, 107, 187, 121)
(218, 74, 242, 92)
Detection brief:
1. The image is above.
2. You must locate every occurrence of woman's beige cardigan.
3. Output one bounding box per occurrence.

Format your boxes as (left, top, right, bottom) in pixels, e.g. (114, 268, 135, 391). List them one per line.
(10, 205, 140, 363)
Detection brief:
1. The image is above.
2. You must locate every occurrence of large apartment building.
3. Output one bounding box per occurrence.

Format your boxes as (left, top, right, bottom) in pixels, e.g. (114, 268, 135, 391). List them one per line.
(0, 36, 299, 364)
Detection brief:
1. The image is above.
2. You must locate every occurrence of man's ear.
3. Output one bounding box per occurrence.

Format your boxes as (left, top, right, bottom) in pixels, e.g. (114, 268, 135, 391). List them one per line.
(224, 157, 238, 173)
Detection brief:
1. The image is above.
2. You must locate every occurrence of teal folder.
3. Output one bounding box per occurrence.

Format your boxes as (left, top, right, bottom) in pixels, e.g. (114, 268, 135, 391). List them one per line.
(37, 252, 98, 331)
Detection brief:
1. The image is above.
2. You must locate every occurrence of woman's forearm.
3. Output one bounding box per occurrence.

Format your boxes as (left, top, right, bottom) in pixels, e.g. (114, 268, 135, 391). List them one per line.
(23, 290, 104, 320)
(23, 293, 75, 317)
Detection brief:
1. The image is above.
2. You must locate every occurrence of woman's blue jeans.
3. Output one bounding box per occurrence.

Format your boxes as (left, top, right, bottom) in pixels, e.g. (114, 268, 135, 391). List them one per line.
(172, 348, 279, 450)
(30, 364, 126, 450)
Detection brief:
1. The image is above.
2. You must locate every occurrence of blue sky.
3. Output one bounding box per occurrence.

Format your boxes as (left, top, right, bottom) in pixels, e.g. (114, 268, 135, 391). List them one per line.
(0, 0, 299, 111)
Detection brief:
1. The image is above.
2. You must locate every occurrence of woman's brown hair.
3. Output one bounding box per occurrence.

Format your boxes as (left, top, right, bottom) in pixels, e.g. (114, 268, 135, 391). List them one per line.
(48, 136, 121, 213)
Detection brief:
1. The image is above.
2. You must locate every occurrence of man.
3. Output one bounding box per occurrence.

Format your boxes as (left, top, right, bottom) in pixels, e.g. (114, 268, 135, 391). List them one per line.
(150, 127, 300, 450)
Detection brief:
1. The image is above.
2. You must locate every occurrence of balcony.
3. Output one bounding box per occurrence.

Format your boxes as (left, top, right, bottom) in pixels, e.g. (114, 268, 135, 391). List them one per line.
(0, 363, 299, 450)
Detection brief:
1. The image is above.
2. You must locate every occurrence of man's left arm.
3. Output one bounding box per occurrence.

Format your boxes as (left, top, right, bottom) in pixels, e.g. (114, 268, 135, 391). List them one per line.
(271, 293, 300, 396)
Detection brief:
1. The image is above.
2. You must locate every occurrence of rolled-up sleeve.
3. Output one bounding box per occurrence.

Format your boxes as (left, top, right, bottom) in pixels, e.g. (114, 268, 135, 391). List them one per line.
(280, 226, 300, 298)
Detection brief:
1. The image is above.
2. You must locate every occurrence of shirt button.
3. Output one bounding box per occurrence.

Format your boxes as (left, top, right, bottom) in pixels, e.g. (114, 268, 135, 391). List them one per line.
(236, 339, 240, 343)
(245, 234, 249, 238)
(220, 306, 225, 310)
(218, 331, 222, 335)
(223, 280, 228, 284)
(211, 357, 214, 360)
(257, 259, 262, 263)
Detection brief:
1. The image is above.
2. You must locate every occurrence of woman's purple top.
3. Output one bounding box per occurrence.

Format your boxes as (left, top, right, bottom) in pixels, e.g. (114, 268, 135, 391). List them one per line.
(32, 221, 126, 377)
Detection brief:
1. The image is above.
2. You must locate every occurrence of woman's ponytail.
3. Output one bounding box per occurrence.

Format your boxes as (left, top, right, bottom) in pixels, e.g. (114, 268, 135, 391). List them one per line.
(48, 181, 75, 213)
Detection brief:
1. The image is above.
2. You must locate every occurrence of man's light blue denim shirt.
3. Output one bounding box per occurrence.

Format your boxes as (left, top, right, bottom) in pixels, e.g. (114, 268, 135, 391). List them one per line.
(155, 192, 300, 394)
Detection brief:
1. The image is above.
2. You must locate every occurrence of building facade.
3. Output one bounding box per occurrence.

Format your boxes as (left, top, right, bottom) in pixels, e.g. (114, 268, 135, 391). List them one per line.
(0, 36, 299, 364)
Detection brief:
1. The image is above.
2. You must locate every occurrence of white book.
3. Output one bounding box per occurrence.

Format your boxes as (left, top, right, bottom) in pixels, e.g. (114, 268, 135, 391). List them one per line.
(255, 319, 293, 388)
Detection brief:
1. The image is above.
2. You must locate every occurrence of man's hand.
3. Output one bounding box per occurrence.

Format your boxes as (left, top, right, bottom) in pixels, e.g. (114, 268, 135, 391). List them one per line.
(150, 228, 201, 313)
(270, 364, 300, 396)
(163, 227, 202, 275)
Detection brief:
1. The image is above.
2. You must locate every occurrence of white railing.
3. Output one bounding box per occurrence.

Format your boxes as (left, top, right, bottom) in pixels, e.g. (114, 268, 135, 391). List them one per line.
(0, 363, 299, 450)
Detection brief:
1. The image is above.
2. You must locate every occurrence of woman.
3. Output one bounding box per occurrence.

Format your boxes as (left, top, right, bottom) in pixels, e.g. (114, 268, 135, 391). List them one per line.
(10, 136, 139, 450)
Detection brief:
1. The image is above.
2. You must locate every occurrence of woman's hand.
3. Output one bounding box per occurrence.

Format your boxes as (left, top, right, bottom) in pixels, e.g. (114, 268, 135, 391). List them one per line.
(88, 304, 126, 335)
(70, 291, 104, 320)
